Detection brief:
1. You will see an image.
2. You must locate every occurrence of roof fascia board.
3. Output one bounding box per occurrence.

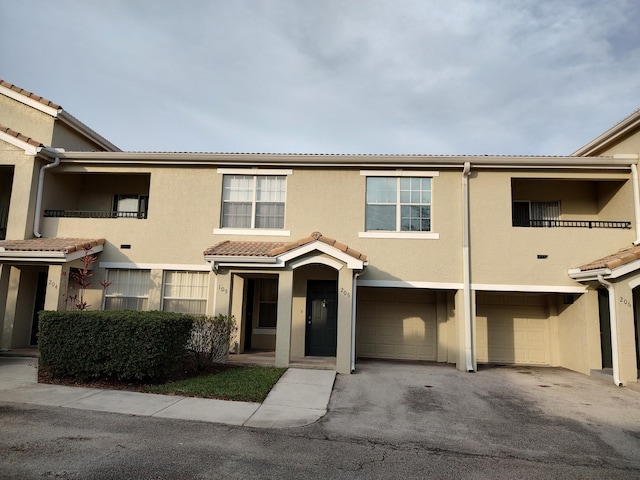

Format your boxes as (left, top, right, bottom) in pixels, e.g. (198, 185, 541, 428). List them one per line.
(572, 110, 640, 157)
(0, 84, 60, 117)
(0, 244, 103, 263)
(277, 242, 366, 269)
(0, 131, 39, 155)
(570, 258, 640, 282)
(56, 151, 635, 169)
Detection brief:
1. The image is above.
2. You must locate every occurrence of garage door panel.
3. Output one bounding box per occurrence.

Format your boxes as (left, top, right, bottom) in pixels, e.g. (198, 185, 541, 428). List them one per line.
(476, 294, 550, 365)
(357, 297, 437, 361)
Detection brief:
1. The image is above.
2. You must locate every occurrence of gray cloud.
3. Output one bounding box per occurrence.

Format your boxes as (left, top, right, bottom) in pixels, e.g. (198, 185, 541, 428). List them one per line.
(1, 0, 639, 154)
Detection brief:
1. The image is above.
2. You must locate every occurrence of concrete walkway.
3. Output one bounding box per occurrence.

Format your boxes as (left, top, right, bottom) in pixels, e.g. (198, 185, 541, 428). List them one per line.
(0, 357, 335, 428)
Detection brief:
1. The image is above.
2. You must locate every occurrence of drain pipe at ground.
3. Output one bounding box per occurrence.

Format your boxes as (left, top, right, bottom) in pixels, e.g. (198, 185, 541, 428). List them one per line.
(462, 162, 474, 372)
(33, 148, 61, 238)
(597, 275, 622, 386)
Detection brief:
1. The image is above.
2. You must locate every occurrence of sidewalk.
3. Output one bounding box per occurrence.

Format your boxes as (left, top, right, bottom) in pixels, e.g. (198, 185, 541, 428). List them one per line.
(0, 357, 335, 428)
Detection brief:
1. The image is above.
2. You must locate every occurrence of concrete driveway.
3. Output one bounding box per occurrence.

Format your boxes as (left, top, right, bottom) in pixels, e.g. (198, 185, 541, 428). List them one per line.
(319, 360, 640, 471)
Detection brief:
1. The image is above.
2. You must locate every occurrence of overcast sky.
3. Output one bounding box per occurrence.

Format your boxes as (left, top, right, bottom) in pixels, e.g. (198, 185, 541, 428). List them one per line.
(1, 1, 639, 155)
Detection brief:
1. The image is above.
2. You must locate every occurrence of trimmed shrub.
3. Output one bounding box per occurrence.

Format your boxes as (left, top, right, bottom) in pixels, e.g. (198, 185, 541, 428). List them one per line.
(187, 314, 237, 371)
(38, 310, 194, 381)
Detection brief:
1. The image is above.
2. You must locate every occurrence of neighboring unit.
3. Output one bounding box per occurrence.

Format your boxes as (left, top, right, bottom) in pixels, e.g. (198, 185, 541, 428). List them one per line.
(0, 79, 639, 387)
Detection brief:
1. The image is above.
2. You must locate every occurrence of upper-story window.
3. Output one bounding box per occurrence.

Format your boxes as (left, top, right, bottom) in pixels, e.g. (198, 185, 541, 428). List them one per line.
(218, 170, 291, 234)
(365, 176, 432, 232)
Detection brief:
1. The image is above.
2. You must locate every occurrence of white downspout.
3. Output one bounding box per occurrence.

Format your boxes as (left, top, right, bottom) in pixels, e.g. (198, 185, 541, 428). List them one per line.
(597, 275, 622, 386)
(350, 269, 364, 373)
(33, 149, 61, 238)
(631, 163, 640, 245)
(462, 162, 474, 372)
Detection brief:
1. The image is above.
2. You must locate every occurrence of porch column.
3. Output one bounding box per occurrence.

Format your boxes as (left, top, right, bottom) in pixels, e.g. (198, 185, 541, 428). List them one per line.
(275, 269, 293, 368)
(336, 267, 353, 374)
(44, 264, 64, 311)
(212, 270, 232, 316)
(230, 274, 245, 353)
(0, 265, 11, 349)
(613, 282, 638, 384)
(0, 266, 21, 349)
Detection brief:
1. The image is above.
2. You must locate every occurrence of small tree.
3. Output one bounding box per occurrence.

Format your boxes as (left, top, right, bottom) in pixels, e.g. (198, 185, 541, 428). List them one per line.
(65, 245, 111, 311)
(187, 314, 237, 371)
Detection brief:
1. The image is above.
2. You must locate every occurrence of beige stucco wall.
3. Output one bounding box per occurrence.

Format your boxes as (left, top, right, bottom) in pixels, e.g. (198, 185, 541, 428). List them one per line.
(0, 144, 41, 240)
(0, 95, 54, 145)
(51, 121, 106, 151)
(470, 169, 634, 287)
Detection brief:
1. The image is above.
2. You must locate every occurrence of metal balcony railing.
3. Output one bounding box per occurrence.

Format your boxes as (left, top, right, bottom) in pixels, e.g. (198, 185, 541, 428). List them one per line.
(44, 210, 147, 219)
(513, 219, 631, 229)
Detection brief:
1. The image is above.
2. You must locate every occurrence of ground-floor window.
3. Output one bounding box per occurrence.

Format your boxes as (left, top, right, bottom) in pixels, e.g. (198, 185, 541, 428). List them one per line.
(162, 270, 209, 315)
(104, 269, 152, 310)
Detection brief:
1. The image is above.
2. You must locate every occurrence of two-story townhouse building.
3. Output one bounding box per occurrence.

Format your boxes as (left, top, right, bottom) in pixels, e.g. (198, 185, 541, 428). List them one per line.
(0, 79, 638, 387)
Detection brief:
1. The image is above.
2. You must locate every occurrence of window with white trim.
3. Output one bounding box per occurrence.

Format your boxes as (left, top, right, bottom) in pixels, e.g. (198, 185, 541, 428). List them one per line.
(222, 175, 286, 229)
(365, 177, 432, 232)
(104, 269, 152, 311)
(162, 271, 209, 315)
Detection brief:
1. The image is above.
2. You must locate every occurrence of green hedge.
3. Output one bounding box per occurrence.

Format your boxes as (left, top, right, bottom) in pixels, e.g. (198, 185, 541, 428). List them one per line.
(38, 310, 194, 381)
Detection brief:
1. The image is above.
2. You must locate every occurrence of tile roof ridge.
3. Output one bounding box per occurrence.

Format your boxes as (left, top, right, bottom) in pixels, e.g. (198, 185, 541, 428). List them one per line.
(0, 79, 61, 110)
(0, 124, 44, 148)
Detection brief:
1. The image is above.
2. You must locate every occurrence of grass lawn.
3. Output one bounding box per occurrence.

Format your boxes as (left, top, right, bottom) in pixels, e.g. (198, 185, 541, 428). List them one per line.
(143, 366, 287, 403)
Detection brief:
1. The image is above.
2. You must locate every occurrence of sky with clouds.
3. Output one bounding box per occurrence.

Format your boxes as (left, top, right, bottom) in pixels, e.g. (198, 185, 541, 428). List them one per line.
(1, 0, 639, 155)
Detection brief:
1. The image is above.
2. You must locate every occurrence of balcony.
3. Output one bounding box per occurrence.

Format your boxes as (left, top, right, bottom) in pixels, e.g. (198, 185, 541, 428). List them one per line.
(513, 218, 631, 229)
(511, 178, 631, 230)
(44, 209, 147, 219)
(43, 172, 150, 222)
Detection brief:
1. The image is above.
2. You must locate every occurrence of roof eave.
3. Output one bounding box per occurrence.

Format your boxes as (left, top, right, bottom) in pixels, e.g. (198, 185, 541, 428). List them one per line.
(57, 111, 121, 152)
(572, 109, 640, 157)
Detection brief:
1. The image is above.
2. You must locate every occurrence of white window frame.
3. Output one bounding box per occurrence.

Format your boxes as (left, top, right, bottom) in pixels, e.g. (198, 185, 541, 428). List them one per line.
(103, 269, 152, 311)
(161, 270, 209, 315)
(214, 168, 292, 236)
(359, 170, 440, 239)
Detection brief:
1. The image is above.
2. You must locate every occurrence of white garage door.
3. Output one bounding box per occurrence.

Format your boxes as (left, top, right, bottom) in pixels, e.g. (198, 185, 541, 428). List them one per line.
(476, 293, 550, 365)
(357, 288, 437, 361)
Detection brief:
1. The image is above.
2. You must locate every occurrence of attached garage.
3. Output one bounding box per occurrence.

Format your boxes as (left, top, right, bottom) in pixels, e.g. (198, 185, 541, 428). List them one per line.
(476, 292, 551, 365)
(356, 288, 438, 361)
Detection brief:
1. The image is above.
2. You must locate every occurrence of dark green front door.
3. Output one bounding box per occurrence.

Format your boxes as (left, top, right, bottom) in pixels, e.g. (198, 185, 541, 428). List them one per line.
(305, 280, 338, 356)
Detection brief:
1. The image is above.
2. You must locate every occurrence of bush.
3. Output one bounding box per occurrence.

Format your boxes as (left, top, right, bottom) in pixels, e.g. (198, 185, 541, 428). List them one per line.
(187, 314, 237, 371)
(38, 310, 194, 381)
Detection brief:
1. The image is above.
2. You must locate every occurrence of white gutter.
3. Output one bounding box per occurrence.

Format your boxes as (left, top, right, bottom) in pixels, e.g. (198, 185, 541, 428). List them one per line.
(33, 148, 61, 238)
(462, 162, 474, 372)
(597, 275, 622, 386)
(632, 163, 640, 245)
(350, 269, 365, 373)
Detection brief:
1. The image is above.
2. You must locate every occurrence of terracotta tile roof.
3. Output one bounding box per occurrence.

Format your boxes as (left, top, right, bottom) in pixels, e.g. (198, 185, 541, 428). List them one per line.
(0, 124, 44, 148)
(205, 232, 367, 261)
(0, 79, 61, 110)
(575, 244, 640, 272)
(204, 240, 287, 257)
(0, 238, 105, 253)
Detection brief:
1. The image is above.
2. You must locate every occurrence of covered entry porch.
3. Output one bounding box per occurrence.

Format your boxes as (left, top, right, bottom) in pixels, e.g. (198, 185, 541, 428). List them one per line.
(0, 238, 105, 350)
(204, 232, 368, 374)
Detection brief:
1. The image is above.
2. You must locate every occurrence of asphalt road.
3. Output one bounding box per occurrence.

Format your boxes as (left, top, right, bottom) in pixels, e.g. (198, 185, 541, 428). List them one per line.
(2, 361, 640, 479)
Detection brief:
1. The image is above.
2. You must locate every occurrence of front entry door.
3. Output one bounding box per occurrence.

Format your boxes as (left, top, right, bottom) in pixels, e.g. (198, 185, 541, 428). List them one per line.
(305, 280, 338, 356)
